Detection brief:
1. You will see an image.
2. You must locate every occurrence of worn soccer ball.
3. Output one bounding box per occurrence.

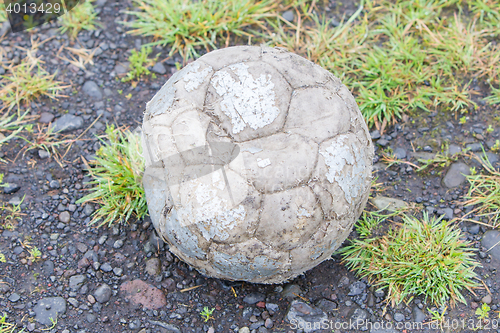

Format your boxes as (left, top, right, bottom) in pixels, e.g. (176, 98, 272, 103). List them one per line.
(141, 46, 374, 284)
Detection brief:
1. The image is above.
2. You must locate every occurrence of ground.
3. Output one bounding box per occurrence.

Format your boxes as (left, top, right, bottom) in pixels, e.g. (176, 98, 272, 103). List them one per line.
(1, 0, 500, 333)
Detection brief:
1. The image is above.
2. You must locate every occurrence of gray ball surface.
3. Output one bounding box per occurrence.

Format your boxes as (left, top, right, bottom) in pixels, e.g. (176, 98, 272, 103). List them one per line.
(141, 46, 373, 284)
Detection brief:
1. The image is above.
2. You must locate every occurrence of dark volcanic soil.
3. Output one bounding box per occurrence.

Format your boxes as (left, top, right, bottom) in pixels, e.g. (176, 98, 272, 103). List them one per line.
(1, 1, 500, 333)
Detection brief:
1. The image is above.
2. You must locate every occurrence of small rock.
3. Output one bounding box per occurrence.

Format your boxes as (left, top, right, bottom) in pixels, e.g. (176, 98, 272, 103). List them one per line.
(281, 284, 302, 299)
(38, 150, 50, 159)
(442, 162, 470, 188)
(482, 294, 492, 304)
(3, 183, 20, 194)
(100, 262, 112, 272)
(8, 293, 20, 302)
(113, 267, 123, 276)
(51, 114, 84, 133)
(39, 112, 55, 124)
(244, 292, 265, 304)
(394, 148, 407, 159)
(348, 281, 366, 296)
(113, 239, 124, 249)
(282, 10, 294, 22)
(482, 230, 500, 261)
(413, 306, 426, 322)
(370, 130, 381, 140)
(83, 204, 94, 216)
(69, 275, 86, 291)
(371, 196, 408, 211)
(468, 224, 480, 235)
(466, 143, 483, 152)
(238, 328, 250, 333)
(286, 300, 327, 333)
(394, 312, 405, 322)
(94, 284, 112, 303)
(152, 62, 167, 75)
(145, 258, 161, 276)
(33, 297, 67, 326)
(82, 81, 103, 100)
(59, 211, 70, 223)
(377, 138, 389, 146)
(120, 279, 166, 310)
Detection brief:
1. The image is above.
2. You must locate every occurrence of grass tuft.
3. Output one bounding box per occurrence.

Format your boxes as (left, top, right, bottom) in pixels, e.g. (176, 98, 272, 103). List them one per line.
(464, 152, 500, 228)
(122, 0, 277, 61)
(76, 124, 147, 228)
(0, 58, 68, 113)
(339, 211, 480, 308)
(122, 46, 158, 83)
(59, 0, 100, 39)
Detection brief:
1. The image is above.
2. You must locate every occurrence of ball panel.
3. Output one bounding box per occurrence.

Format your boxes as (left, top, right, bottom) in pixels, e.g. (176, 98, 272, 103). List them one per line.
(284, 87, 351, 143)
(205, 61, 291, 142)
(317, 133, 371, 206)
(261, 46, 342, 89)
(288, 221, 341, 273)
(145, 61, 213, 118)
(208, 238, 291, 283)
(256, 186, 322, 251)
(238, 133, 317, 193)
(160, 207, 208, 260)
(310, 181, 351, 220)
(170, 109, 211, 152)
(197, 45, 262, 71)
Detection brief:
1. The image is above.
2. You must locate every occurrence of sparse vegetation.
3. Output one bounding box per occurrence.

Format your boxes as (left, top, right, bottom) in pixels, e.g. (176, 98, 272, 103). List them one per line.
(0, 313, 24, 333)
(76, 125, 147, 228)
(464, 152, 500, 228)
(267, 0, 500, 130)
(200, 306, 215, 322)
(122, 46, 158, 83)
(59, 0, 100, 39)
(339, 212, 480, 308)
(476, 302, 491, 320)
(122, 0, 277, 61)
(0, 195, 26, 231)
(0, 44, 68, 112)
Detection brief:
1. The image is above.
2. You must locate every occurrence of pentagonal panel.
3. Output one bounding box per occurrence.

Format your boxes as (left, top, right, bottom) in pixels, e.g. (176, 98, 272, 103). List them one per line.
(205, 61, 292, 142)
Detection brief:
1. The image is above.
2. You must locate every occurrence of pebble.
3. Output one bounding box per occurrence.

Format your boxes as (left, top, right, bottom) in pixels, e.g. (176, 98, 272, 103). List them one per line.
(113, 239, 124, 249)
(3, 183, 20, 194)
(38, 149, 50, 159)
(152, 62, 167, 75)
(281, 284, 303, 299)
(94, 284, 112, 303)
(8, 293, 20, 302)
(442, 162, 470, 188)
(51, 114, 84, 133)
(481, 230, 500, 261)
(394, 147, 407, 159)
(82, 81, 103, 100)
(394, 312, 405, 322)
(100, 262, 112, 272)
(413, 305, 426, 322)
(69, 275, 86, 291)
(348, 281, 366, 296)
(286, 300, 327, 332)
(59, 211, 70, 223)
(244, 292, 265, 304)
(482, 294, 492, 304)
(371, 196, 407, 211)
(145, 258, 161, 276)
(282, 10, 294, 22)
(38, 112, 55, 124)
(33, 297, 67, 326)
